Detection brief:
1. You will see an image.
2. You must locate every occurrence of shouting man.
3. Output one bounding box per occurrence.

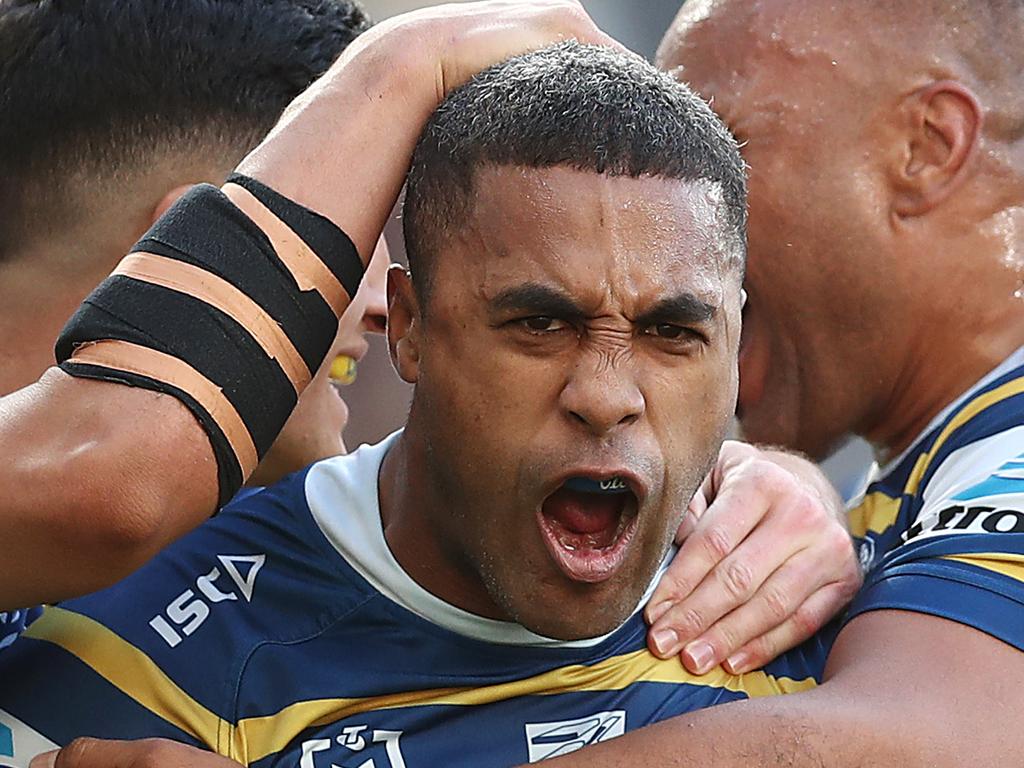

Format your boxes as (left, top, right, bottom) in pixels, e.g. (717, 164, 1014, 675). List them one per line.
(0, 41, 836, 768)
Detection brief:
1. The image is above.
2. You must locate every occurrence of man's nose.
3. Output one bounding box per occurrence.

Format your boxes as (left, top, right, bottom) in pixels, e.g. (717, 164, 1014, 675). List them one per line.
(559, 358, 646, 436)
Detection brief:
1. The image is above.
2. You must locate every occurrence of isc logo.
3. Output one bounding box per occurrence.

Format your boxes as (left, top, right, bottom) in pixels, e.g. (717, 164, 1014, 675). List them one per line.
(149, 554, 265, 648)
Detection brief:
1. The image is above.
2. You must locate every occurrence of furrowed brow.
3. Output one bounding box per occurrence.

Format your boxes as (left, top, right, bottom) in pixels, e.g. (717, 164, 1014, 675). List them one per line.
(488, 283, 585, 319)
(637, 293, 717, 326)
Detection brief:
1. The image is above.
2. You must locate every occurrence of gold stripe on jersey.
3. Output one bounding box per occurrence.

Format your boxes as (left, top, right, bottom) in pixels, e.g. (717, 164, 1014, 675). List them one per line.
(234, 649, 817, 764)
(23, 608, 230, 756)
(944, 553, 1024, 584)
(20, 608, 818, 767)
(904, 376, 1024, 496)
(848, 491, 902, 538)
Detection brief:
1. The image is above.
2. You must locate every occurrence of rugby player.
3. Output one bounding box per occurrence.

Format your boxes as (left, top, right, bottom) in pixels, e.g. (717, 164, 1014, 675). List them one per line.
(529, 1, 1024, 764)
(0, 39, 844, 768)
(13, 2, 1017, 766)
(0, 0, 859, 682)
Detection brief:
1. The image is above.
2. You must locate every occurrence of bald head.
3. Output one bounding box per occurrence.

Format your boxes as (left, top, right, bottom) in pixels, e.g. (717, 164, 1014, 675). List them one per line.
(657, 0, 1024, 457)
(660, 0, 1024, 146)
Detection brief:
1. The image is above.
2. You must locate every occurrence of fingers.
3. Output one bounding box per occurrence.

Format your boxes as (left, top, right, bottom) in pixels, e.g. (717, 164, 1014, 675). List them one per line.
(431, 0, 626, 96)
(673, 546, 839, 674)
(647, 517, 808, 662)
(722, 580, 862, 675)
(645, 442, 864, 675)
(645, 468, 770, 626)
(532, 1, 625, 51)
(650, 517, 860, 675)
(33, 738, 239, 768)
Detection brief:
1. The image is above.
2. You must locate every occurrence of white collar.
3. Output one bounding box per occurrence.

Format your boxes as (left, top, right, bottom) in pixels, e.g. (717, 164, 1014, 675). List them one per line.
(305, 432, 670, 647)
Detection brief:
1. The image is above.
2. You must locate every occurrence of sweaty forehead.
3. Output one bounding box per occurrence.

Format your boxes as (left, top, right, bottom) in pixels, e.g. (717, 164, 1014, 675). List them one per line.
(450, 165, 735, 308)
(658, 0, 887, 129)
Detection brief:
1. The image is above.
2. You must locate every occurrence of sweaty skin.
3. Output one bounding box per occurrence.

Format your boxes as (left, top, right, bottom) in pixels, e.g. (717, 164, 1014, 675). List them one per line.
(658, 0, 1024, 459)
(490, 1, 1024, 766)
(381, 165, 743, 640)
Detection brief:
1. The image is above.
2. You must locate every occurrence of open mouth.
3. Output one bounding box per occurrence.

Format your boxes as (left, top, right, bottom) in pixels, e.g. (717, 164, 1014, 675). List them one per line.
(537, 475, 640, 584)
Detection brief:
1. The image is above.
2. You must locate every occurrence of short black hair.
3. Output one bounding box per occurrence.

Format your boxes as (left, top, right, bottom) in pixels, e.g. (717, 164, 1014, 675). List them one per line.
(0, 0, 370, 255)
(403, 41, 747, 302)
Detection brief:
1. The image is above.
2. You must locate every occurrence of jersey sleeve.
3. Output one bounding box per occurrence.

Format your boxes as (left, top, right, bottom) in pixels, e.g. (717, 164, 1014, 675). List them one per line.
(844, 443, 1024, 652)
(0, 469, 354, 767)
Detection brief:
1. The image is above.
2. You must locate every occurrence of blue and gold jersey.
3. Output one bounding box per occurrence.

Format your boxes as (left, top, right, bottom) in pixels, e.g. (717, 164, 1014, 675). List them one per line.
(846, 348, 1024, 651)
(0, 435, 833, 768)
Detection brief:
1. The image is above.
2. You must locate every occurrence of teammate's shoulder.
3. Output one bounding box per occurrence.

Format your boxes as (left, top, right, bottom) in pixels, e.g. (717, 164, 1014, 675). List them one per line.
(57, 454, 379, 667)
(912, 358, 1024, 493)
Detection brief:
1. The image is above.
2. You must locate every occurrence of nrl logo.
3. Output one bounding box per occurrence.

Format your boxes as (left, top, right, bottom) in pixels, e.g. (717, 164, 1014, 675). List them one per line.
(524, 711, 626, 762)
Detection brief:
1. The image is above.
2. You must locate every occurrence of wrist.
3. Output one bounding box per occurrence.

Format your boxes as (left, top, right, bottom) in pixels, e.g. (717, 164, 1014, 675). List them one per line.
(343, 17, 444, 116)
(760, 446, 847, 526)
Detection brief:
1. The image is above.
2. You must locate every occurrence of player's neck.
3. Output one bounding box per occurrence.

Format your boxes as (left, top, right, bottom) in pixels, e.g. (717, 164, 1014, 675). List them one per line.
(377, 430, 512, 622)
(863, 290, 1024, 459)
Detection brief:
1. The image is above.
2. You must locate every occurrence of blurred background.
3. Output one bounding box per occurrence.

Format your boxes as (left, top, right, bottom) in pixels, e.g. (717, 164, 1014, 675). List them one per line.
(344, 0, 875, 496)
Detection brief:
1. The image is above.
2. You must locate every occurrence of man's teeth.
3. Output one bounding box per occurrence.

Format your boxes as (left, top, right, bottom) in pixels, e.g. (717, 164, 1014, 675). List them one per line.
(563, 476, 630, 494)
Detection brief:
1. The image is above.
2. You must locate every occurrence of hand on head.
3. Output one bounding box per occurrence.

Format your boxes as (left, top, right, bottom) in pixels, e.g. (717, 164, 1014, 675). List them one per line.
(236, 0, 623, 261)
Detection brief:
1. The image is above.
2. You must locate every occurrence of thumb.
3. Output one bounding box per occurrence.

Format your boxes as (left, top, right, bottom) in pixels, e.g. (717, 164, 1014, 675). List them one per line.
(29, 751, 57, 768)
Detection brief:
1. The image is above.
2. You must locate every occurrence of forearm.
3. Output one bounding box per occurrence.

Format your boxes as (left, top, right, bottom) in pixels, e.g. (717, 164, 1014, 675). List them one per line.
(237, 21, 438, 260)
(0, 370, 216, 609)
(534, 686, 914, 768)
(545, 611, 1022, 768)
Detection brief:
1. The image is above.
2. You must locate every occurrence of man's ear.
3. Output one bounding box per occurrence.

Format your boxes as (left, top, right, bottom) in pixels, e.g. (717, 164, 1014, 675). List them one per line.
(150, 184, 195, 225)
(387, 264, 422, 384)
(892, 80, 982, 218)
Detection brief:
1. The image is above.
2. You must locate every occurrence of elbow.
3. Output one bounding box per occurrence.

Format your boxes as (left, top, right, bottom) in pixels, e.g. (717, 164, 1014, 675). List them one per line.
(81, 492, 172, 567)
(46, 443, 206, 594)
(50, 476, 172, 591)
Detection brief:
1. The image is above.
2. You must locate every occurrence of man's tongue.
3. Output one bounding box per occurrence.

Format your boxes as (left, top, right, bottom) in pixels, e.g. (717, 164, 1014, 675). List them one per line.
(542, 487, 622, 546)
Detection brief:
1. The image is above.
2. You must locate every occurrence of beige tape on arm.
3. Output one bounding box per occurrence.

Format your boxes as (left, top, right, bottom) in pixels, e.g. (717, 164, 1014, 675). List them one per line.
(113, 252, 311, 395)
(67, 339, 259, 478)
(221, 182, 351, 317)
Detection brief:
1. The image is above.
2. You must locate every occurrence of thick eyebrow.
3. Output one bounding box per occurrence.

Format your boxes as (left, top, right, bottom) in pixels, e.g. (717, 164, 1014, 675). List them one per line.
(489, 284, 718, 326)
(488, 283, 586, 320)
(636, 293, 718, 327)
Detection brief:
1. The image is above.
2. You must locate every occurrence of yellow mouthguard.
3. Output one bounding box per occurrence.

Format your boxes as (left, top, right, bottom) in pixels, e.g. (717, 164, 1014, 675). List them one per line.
(329, 355, 358, 385)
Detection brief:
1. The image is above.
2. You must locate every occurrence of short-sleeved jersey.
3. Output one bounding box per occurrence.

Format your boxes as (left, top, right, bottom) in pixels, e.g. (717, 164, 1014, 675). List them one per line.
(0, 434, 834, 768)
(845, 347, 1024, 650)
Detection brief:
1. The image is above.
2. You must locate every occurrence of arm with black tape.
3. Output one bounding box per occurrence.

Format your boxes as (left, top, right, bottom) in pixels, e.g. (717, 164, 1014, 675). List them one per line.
(1, 175, 363, 612)
(0, 0, 615, 611)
